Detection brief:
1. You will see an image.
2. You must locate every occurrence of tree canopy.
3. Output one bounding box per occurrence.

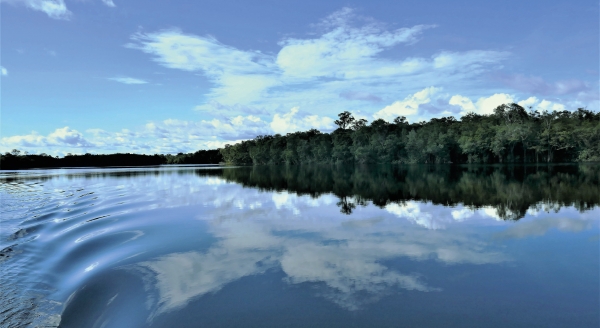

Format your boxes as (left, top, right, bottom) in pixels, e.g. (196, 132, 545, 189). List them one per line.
(220, 105, 600, 165)
(3, 103, 599, 169)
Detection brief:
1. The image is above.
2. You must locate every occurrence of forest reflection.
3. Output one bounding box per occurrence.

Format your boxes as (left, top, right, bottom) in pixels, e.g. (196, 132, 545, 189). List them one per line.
(2, 164, 597, 221)
(203, 164, 599, 220)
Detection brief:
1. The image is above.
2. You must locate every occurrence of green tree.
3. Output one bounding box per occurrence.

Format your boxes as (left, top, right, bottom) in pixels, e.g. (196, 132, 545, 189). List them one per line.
(334, 111, 355, 130)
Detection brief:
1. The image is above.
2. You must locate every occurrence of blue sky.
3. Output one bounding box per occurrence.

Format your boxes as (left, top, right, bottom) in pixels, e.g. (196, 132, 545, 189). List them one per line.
(1, 0, 598, 155)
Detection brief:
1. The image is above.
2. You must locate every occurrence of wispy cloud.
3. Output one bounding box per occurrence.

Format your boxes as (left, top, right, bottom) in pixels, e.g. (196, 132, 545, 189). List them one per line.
(3, 0, 71, 19)
(1, 66, 7, 76)
(3, 0, 115, 19)
(497, 74, 590, 96)
(101, 0, 115, 7)
(127, 8, 509, 117)
(494, 217, 591, 239)
(339, 91, 382, 102)
(108, 76, 149, 84)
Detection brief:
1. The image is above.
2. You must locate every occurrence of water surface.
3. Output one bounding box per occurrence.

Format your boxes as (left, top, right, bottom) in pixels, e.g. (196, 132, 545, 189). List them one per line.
(1, 164, 598, 327)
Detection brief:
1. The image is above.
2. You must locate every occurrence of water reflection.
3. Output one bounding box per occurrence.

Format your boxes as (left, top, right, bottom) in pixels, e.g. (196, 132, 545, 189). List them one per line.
(0, 164, 598, 327)
(210, 164, 600, 219)
(137, 203, 506, 315)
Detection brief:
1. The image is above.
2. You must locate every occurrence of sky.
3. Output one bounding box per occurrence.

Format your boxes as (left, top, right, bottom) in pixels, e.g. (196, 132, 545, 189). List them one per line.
(1, 0, 598, 155)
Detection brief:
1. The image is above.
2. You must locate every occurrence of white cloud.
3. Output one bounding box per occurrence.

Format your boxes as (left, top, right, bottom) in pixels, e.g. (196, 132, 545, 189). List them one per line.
(276, 18, 434, 79)
(373, 87, 440, 121)
(0, 108, 336, 154)
(448, 95, 477, 113)
(449, 93, 567, 115)
(47, 127, 92, 146)
(127, 8, 509, 120)
(0, 127, 93, 153)
(517, 96, 538, 108)
(2, 0, 71, 19)
(108, 76, 148, 84)
(270, 107, 335, 134)
(475, 93, 514, 115)
(450, 93, 514, 115)
(128, 29, 279, 105)
(537, 99, 565, 112)
(3, 0, 115, 18)
(1, 66, 7, 76)
(128, 30, 275, 76)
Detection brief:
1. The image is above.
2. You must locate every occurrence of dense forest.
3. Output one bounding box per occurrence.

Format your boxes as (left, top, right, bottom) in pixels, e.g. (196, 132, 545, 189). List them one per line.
(0, 149, 223, 170)
(221, 104, 600, 165)
(2, 103, 599, 169)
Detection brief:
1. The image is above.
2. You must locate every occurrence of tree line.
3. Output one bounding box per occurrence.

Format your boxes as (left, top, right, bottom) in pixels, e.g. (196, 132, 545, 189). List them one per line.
(0, 149, 223, 170)
(2, 103, 599, 169)
(220, 105, 600, 165)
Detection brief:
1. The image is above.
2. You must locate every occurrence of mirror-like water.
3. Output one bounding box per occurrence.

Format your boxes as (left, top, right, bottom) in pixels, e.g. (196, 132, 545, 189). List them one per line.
(1, 164, 598, 327)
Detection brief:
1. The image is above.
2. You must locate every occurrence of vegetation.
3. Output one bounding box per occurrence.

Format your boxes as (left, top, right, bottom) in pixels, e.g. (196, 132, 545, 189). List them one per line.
(220, 105, 600, 165)
(2, 103, 598, 169)
(0, 149, 223, 170)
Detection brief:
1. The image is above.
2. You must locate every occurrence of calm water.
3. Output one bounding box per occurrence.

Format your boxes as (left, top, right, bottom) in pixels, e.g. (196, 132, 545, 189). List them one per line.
(1, 164, 598, 327)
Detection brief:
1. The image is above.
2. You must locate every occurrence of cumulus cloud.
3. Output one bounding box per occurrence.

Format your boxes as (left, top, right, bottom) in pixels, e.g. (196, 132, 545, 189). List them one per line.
(449, 93, 567, 115)
(270, 107, 335, 134)
(3, 0, 71, 19)
(0, 107, 334, 155)
(373, 87, 440, 121)
(537, 99, 566, 111)
(1, 66, 7, 76)
(47, 127, 92, 146)
(108, 76, 148, 84)
(0, 127, 93, 152)
(449, 93, 513, 115)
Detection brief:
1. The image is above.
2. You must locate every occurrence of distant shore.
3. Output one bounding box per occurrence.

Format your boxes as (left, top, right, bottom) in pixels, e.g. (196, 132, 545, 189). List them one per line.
(0, 150, 222, 170)
(3, 105, 599, 170)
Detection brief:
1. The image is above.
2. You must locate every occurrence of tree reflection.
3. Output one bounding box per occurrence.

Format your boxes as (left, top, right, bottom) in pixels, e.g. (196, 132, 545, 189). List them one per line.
(205, 164, 599, 219)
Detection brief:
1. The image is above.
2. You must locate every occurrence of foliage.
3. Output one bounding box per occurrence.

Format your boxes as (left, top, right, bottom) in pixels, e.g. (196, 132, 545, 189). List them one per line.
(220, 105, 600, 165)
(0, 149, 223, 169)
(3, 104, 599, 169)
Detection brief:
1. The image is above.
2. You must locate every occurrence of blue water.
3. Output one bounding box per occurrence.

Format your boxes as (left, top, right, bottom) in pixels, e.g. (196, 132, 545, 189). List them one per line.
(0, 165, 598, 327)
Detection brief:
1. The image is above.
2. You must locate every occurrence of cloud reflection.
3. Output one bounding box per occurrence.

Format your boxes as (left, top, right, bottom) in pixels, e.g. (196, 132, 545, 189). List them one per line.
(24, 170, 596, 318)
(133, 179, 517, 318)
(494, 217, 592, 239)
